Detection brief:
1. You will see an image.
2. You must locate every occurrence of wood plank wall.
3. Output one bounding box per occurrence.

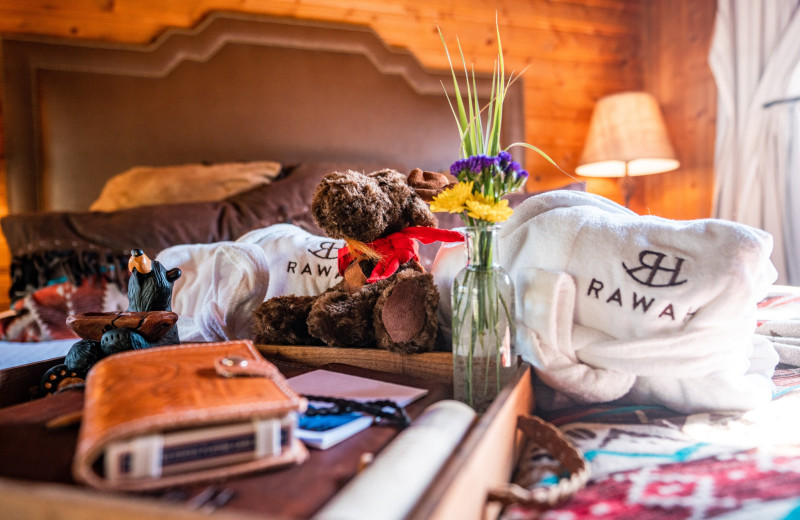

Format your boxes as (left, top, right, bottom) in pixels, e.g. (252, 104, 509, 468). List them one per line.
(641, 0, 717, 219)
(0, 0, 717, 310)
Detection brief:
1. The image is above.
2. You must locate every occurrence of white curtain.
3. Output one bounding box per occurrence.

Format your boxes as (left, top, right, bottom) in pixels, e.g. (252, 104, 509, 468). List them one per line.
(785, 94, 800, 282)
(709, 0, 800, 284)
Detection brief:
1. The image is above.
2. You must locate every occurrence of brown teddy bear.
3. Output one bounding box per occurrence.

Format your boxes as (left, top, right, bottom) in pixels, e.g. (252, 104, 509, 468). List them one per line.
(251, 167, 462, 354)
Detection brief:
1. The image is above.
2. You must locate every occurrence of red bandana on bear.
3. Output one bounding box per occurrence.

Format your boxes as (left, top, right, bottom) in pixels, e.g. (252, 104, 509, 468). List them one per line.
(337, 227, 465, 283)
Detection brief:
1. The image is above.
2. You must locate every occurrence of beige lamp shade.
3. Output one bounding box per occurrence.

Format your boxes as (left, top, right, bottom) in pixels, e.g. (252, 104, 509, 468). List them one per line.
(576, 91, 679, 178)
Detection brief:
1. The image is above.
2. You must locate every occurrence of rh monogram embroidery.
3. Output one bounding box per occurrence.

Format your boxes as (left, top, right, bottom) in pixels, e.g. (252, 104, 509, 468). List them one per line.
(308, 241, 340, 260)
(623, 250, 688, 288)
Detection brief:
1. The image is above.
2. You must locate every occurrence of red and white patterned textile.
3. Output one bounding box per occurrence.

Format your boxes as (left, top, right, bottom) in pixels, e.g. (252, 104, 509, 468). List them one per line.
(502, 287, 800, 519)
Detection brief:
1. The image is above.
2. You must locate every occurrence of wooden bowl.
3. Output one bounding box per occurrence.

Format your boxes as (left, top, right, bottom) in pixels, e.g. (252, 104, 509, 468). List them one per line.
(66, 311, 178, 342)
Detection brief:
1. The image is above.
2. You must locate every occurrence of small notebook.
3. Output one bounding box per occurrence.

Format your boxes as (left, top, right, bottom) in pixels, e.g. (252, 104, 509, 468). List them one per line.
(296, 411, 374, 450)
(73, 340, 309, 491)
(289, 369, 428, 450)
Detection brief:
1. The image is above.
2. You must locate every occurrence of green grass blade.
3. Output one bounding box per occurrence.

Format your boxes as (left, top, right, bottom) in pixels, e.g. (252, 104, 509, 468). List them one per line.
(507, 142, 584, 184)
(438, 27, 472, 156)
(457, 42, 480, 158)
(488, 22, 506, 156)
(470, 64, 484, 155)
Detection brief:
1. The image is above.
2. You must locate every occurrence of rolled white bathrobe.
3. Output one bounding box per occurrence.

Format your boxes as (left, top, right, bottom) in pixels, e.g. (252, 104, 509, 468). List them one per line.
(157, 224, 344, 342)
(432, 190, 779, 413)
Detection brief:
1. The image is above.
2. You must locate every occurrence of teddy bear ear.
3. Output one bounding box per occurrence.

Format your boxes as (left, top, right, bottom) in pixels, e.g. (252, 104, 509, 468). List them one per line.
(407, 168, 456, 202)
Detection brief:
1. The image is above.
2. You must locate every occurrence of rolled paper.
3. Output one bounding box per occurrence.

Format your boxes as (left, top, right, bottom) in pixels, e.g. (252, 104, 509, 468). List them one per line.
(313, 400, 476, 520)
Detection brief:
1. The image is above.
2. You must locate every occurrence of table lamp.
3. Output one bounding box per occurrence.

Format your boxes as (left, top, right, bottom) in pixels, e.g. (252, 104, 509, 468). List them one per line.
(575, 91, 680, 208)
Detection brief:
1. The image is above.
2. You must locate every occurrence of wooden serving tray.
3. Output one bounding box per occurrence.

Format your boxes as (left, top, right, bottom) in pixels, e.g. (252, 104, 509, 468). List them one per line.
(0, 346, 533, 520)
(258, 344, 455, 384)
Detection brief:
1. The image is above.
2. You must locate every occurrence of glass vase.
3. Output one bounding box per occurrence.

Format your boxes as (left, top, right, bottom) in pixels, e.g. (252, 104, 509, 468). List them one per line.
(451, 224, 516, 413)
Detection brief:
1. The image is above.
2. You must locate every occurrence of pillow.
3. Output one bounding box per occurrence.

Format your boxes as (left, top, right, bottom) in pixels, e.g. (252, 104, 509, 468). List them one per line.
(89, 161, 283, 211)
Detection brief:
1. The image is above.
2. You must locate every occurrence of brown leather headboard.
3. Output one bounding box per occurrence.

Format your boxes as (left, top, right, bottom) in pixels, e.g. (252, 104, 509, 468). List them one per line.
(1, 11, 523, 213)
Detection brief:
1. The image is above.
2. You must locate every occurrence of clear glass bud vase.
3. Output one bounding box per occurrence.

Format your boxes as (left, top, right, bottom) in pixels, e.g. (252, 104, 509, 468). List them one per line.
(451, 224, 516, 413)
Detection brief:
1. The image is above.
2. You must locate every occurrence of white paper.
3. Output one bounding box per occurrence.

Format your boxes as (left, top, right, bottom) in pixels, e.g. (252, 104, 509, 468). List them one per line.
(288, 369, 428, 406)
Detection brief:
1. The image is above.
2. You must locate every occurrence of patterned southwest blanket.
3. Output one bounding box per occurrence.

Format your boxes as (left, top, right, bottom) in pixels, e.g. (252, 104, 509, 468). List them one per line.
(0, 275, 127, 342)
(502, 286, 800, 520)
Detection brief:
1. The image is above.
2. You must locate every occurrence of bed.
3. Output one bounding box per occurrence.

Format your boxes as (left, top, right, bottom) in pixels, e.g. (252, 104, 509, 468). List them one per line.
(2, 10, 800, 520)
(0, 11, 532, 350)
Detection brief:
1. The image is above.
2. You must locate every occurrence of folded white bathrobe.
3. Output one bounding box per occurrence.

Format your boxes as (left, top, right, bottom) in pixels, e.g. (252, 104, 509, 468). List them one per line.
(432, 191, 780, 413)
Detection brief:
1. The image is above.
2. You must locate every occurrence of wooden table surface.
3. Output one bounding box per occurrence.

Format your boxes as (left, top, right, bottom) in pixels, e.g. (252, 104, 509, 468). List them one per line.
(0, 357, 451, 519)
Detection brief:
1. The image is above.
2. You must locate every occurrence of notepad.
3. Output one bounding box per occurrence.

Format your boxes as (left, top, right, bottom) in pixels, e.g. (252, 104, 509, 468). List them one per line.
(288, 370, 428, 449)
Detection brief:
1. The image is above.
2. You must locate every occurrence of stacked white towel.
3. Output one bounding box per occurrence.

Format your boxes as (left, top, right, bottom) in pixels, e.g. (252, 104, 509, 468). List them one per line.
(432, 191, 780, 413)
(755, 285, 800, 366)
(157, 224, 343, 342)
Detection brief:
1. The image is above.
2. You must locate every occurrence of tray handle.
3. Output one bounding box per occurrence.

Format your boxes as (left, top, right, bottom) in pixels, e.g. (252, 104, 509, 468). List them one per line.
(487, 415, 590, 509)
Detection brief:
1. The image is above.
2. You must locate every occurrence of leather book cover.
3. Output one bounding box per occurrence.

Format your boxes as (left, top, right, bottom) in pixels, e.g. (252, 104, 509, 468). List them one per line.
(73, 340, 309, 491)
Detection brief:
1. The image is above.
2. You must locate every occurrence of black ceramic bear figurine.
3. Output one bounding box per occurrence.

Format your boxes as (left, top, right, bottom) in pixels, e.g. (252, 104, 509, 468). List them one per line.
(98, 249, 182, 354)
(39, 249, 181, 395)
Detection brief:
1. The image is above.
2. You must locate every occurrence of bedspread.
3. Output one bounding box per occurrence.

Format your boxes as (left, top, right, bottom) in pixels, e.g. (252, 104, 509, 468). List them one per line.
(501, 365, 800, 520)
(503, 286, 800, 520)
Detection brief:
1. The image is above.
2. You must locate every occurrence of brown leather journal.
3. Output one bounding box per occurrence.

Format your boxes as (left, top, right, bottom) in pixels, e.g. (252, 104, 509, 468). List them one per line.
(73, 340, 309, 491)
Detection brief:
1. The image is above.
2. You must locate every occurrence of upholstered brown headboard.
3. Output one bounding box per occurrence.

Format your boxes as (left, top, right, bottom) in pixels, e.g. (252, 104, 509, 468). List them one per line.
(1, 11, 523, 213)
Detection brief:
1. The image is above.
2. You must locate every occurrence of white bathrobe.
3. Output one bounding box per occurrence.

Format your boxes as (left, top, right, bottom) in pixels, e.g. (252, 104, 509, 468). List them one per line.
(157, 224, 343, 342)
(432, 190, 780, 413)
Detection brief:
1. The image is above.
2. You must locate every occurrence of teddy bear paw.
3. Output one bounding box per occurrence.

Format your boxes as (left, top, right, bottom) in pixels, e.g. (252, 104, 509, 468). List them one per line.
(374, 271, 439, 354)
(307, 287, 382, 348)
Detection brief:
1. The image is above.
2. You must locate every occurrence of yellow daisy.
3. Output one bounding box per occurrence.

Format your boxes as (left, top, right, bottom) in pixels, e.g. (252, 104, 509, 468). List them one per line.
(429, 181, 474, 214)
(465, 194, 513, 222)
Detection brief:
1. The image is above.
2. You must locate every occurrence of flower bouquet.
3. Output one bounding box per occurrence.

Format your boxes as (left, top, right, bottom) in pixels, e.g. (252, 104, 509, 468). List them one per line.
(430, 23, 558, 411)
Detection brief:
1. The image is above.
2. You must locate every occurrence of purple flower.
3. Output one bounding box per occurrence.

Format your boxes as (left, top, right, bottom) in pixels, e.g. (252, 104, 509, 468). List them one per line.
(497, 150, 513, 169)
(466, 155, 495, 174)
(449, 152, 527, 186)
(450, 154, 498, 177)
(449, 158, 470, 177)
